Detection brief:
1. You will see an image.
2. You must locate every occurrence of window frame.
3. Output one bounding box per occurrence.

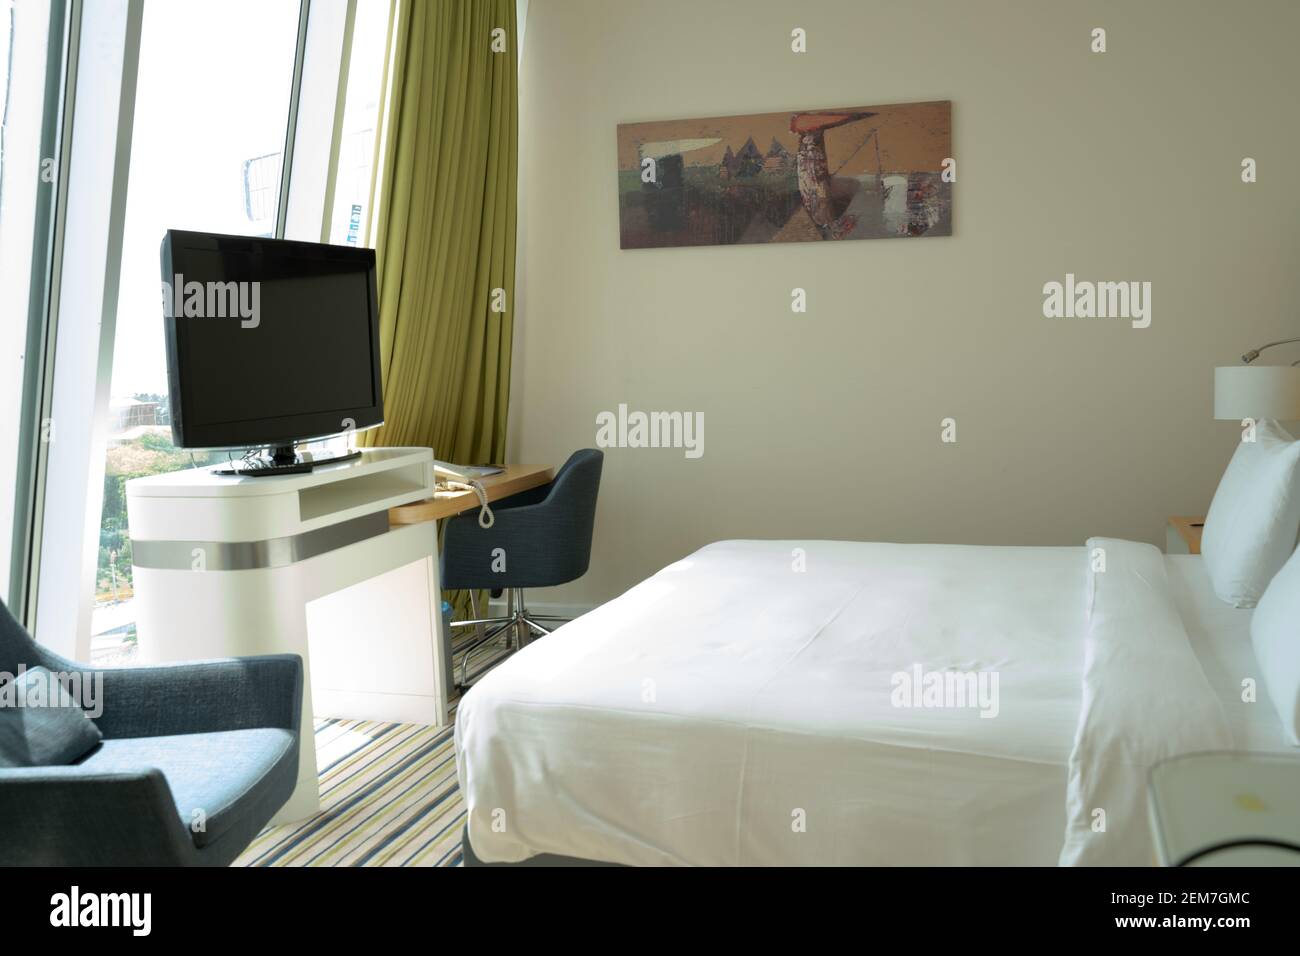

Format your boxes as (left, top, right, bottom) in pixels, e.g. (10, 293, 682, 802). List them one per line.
(6, 0, 72, 626)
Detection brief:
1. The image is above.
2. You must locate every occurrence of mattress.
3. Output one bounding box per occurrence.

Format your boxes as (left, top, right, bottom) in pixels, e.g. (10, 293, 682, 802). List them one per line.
(455, 541, 1274, 866)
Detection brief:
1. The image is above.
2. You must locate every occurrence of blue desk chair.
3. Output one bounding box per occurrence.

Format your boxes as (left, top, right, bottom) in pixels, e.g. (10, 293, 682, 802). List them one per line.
(0, 599, 302, 866)
(443, 449, 603, 687)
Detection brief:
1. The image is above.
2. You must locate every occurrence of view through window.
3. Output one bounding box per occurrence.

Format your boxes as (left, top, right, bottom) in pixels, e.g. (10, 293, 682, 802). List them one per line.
(328, 0, 388, 246)
(92, 0, 301, 663)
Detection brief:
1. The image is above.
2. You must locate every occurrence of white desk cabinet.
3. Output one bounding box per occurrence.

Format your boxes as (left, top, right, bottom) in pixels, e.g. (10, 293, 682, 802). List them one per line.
(126, 448, 445, 822)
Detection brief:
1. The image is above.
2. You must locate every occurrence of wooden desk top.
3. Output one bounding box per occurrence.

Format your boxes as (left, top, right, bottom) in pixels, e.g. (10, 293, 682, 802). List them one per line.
(388, 463, 553, 525)
(1169, 515, 1206, 555)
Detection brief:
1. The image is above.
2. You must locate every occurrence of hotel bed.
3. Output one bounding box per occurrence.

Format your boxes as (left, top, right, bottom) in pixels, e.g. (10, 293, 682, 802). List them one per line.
(454, 538, 1289, 866)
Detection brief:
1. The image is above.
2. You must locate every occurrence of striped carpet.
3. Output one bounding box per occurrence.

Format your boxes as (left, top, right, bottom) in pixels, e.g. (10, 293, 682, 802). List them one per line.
(235, 715, 467, 867)
(235, 630, 514, 867)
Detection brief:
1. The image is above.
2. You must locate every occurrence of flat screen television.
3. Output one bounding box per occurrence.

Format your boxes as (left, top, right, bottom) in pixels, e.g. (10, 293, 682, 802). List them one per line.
(160, 230, 383, 470)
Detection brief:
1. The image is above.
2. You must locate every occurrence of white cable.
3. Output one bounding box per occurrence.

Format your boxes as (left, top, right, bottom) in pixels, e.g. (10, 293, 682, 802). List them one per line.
(471, 480, 495, 529)
(440, 479, 494, 528)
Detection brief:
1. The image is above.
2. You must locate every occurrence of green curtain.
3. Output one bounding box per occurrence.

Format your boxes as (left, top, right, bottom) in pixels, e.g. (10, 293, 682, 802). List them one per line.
(361, 0, 518, 621)
(362, 0, 517, 463)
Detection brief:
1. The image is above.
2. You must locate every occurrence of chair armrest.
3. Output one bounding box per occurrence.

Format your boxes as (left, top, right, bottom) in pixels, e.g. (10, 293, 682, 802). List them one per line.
(489, 482, 551, 511)
(33, 649, 303, 740)
(0, 766, 196, 866)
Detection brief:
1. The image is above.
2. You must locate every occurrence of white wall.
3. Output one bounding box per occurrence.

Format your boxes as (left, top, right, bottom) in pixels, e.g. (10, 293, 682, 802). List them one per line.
(509, 0, 1300, 607)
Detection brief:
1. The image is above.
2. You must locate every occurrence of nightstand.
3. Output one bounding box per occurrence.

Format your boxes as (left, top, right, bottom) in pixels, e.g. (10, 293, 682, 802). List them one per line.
(1149, 752, 1300, 866)
(1166, 515, 1205, 555)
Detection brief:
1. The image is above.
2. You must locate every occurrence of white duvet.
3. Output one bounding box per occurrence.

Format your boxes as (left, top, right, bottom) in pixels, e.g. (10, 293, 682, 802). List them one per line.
(1060, 537, 1231, 865)
(455, 538, 1230, 866)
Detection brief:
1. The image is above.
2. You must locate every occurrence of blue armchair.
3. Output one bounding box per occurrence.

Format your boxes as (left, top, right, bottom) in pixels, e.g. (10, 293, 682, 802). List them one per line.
(0, 599, 302, 866)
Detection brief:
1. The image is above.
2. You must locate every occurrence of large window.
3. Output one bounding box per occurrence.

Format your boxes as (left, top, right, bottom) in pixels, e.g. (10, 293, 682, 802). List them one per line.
(0, 0, 62, 613)
(85, 0, 394, 664)
(2, 0, 395, 658)
(91, 0, 302, 663)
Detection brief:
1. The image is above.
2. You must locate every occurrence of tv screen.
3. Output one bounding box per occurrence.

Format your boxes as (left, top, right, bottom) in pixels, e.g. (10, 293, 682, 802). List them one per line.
(160, 230, 383, 451)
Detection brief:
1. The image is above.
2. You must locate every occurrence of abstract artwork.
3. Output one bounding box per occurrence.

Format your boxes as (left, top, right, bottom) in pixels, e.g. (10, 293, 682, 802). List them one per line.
(617, 100, 952, 249)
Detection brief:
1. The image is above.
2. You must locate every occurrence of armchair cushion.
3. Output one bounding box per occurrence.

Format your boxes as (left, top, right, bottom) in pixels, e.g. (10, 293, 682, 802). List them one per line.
(0, 666, 103, 768)
(75, 727, 296, 850)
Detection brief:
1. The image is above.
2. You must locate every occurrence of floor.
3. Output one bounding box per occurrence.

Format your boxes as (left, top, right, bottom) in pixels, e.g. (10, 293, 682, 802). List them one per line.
(235, 716, 466, 866)
(236, 625, 515, 867)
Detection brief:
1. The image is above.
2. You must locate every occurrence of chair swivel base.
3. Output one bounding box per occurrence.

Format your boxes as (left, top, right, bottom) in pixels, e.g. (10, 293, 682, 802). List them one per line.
(450, 588, 569, 690)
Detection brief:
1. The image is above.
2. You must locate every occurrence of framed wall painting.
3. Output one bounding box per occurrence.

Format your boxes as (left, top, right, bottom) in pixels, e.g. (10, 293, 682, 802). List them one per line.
(617, 100, 952, 249)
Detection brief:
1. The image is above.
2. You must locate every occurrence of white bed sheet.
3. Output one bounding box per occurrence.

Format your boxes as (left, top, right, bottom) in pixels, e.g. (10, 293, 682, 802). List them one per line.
(457, 540, 1087, 866)
(1165, 555, 1292, 752)
(456, 544, 1288, 866)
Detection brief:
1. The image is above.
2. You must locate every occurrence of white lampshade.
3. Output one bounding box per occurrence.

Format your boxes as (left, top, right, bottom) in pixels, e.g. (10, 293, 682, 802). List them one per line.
(1215, 365, 1300, 420)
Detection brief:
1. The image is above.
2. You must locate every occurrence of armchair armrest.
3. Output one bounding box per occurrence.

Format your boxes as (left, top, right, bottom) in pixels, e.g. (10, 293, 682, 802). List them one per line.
(0, 766, 196, 866)
(32, 649, 302, 740)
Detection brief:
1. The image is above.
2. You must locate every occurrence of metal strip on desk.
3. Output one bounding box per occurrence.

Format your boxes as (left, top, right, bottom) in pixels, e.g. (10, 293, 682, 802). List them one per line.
(130, 511, 391, 571)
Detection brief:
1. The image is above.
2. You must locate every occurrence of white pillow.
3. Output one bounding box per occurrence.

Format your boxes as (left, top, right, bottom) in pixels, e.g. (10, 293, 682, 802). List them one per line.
(1250, 544, 1300, 745)
(1200, 419, 1300, 608)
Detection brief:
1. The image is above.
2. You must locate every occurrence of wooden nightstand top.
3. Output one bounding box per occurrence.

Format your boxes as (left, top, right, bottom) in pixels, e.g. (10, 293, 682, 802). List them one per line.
(1168, 515, 1206, 555)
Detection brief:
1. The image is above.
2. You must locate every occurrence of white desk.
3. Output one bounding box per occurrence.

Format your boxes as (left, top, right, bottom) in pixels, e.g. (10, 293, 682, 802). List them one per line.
(127, 448, 444, 822)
